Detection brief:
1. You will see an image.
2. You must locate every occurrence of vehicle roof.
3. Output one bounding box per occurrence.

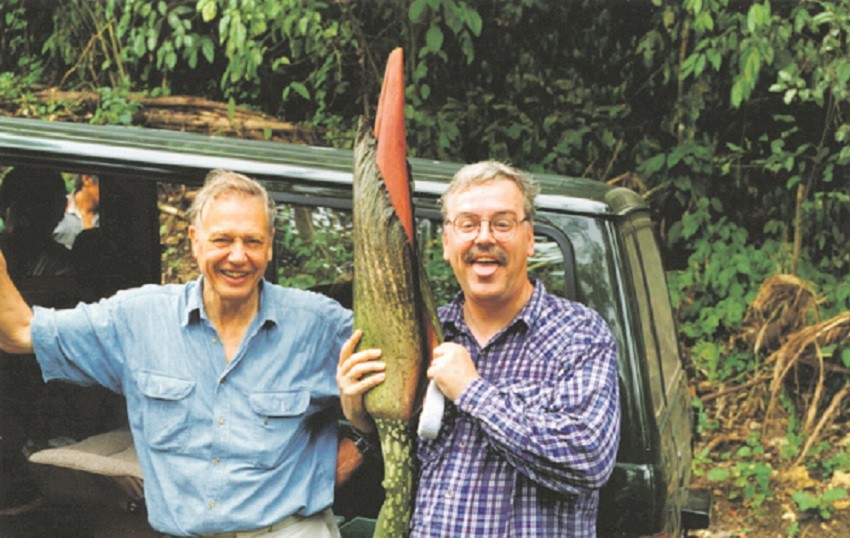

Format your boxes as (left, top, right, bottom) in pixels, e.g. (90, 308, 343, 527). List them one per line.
(0, 116, 646, 217)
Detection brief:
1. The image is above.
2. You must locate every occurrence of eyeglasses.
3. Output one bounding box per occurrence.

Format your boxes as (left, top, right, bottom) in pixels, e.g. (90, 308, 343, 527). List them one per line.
(445, 214, 528, 241)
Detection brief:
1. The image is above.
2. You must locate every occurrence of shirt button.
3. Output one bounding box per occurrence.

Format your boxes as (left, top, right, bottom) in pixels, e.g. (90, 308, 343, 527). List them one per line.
(445, 491, 453, 499)
(218, 417, 225, 426)
(211, 337, 218, 344)
(209, 500, 215, 510)
(213, 458, 220, 465)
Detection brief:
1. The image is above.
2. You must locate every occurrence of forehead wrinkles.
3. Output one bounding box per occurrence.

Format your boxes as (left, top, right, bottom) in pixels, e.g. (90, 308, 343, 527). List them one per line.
(447, 184, 522, 217)
(196, 194, 269, 236)
(197, 191, 266, 221)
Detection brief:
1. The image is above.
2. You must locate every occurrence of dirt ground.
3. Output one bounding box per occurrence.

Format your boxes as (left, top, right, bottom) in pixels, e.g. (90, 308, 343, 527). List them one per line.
(690, 472, 850, 538)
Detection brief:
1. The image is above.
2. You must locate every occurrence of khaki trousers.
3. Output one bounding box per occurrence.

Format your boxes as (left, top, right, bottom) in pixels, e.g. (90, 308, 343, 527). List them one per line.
(203, 508, 341, 538)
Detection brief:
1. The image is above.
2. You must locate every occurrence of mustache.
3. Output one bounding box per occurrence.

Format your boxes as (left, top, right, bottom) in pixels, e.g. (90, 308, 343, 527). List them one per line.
(463, 245, 508, 265)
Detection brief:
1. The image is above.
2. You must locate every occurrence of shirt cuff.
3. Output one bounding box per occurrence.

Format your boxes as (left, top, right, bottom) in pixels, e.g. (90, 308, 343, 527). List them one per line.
(30, 306, 62, 383)
(455, 377, 495, 416)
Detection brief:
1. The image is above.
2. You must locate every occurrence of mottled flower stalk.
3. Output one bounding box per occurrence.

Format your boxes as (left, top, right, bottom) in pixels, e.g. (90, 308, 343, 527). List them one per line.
(373, 419, 416, 537)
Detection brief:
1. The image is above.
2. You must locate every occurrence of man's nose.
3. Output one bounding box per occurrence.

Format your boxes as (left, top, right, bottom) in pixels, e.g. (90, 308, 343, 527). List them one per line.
(474, 220, 495, 243)
(227, 240, 248, 261)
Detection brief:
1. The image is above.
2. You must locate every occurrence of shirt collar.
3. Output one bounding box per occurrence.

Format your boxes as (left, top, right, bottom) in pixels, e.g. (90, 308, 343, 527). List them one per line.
(182, 277, 276, 328)
(443, 278, 546, 338)
(65, 194, 81, 218)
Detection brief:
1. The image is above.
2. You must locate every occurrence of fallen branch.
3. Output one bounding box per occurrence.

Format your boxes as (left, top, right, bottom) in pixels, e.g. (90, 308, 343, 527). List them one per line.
(792, 380, 850, 468)
(763, 311, 850, 436)
(700, 375, 771, 403)
(3, 89, 317, 144)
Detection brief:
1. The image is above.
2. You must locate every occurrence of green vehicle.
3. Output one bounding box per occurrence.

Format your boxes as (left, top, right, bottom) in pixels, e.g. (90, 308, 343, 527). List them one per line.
(0, 116, 710, 537)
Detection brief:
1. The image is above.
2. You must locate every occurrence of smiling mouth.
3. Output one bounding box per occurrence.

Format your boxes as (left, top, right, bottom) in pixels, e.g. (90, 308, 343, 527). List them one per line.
(221, 269, 251, 279)
(471, 257, 500, 266)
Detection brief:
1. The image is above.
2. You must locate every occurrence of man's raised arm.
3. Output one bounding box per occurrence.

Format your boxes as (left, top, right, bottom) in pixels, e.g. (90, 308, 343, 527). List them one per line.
(0, 249, 34, 354)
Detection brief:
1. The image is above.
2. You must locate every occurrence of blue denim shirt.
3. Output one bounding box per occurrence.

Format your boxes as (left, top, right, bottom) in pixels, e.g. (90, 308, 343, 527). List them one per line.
(31, 278, 352, 536)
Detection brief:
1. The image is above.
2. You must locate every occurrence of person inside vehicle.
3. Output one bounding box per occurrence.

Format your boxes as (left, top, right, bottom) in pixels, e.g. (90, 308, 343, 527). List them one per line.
(54, 173, 100, 250)
(338, 160, 621, 536)
(0, 167, 74, 514)
(0, 167, 72, 280)
(0, 169, 358, 536)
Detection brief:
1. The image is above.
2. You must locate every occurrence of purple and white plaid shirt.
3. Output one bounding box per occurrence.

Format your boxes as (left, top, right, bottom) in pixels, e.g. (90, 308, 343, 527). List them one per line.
(411, 280, 620, 537)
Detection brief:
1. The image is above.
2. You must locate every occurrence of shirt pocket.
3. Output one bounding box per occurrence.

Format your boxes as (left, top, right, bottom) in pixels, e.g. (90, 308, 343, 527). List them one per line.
(247, 390, 310, 469)
(135, 371, 196, 452)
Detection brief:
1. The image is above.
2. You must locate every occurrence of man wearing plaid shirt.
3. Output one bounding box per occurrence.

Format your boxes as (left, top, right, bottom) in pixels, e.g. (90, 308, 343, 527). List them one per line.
(342, 160, 620, 536)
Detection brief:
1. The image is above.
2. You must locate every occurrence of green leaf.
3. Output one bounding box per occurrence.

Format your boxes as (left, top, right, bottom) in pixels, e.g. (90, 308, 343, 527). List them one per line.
(408, 0, 426, 22)
(200, 0, 217, 22)
(168, 12, 180, 30)
(425, 25, 444, 52)
(812, 12, 834, 25)
(642, 153, 666, 174)
(290, 82, 310, 100)
(823, 488, 848, 502)
(667, 147, 685, 168)
(133, 34, 146, 57)
(694, 54, 706, 76)
(707, 49, 721, 70)
(147, 28, 159, 52)
(841, 348, 850, 369)
(837, 62, 850, 86)
(695, 11, 713, 32)
(784, 88, 797, 104)
(731, 80, 743, 108)
(707, 467, 729, 481)
(200, 37, 214, 63)
(465, 9, 483, 36)
(691, 0, 703, 14)
(792, 491, 819, 511)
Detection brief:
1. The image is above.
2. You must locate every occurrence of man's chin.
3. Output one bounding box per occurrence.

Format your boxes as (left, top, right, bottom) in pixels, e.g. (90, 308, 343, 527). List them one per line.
(213, 283, 258, 302)
(463, 281, 505, 302)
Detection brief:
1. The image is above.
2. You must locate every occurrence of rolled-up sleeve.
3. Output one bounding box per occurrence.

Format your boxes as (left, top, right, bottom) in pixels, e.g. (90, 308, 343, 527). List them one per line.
(31, 302, 125, 394)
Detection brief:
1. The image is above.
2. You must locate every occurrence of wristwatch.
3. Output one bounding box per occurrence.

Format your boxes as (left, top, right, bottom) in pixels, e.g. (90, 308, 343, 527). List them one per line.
(347, 426, 380, 458)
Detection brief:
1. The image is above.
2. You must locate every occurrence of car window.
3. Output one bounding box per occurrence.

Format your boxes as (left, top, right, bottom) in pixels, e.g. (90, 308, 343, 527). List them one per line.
(275, 204, 353, 290)
(159, 182, 199, 284)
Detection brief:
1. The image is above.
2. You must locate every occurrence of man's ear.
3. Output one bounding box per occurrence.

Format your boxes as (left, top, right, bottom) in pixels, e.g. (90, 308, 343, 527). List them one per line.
(442, 227, 450, 261)
(266, 229, 274, 262)
(188, 226, 199, 258)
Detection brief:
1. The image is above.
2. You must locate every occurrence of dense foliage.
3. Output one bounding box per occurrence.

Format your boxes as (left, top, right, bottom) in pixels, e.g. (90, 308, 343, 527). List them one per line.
(2, 1, 850, 530)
